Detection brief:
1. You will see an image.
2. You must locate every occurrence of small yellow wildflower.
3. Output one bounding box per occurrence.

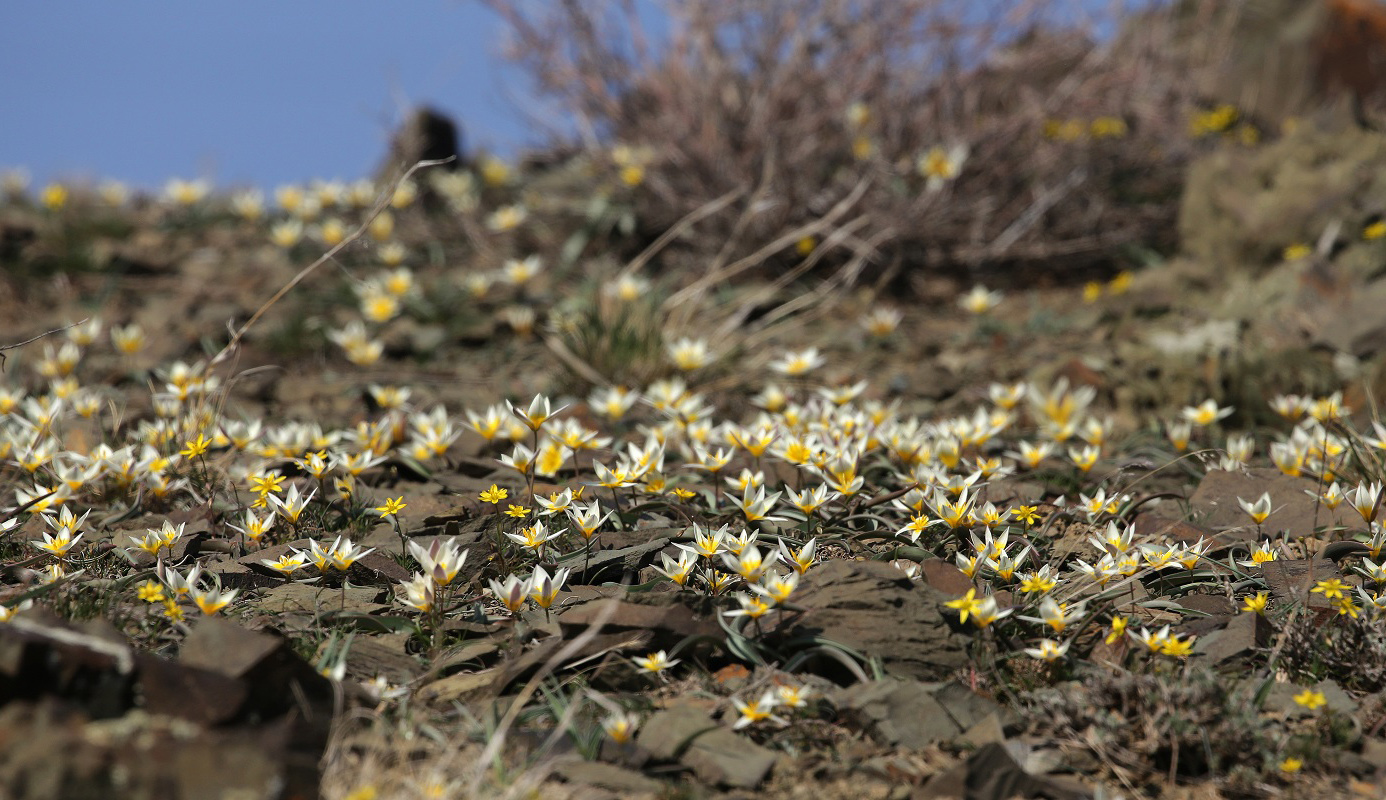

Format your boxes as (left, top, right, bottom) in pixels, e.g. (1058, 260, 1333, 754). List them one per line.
(261, 553, 308, 575)
(1237, 492, 1272, 524)
(480, 157, 511, 187)
(1365, 220, 1386, 241)
(1082, 282, 1102, 303)
(505, 522, 558, 552)
(667, 337, 712, 371)
(391, 181, 417, 208)
(1283, 243, 1312, 262)
(504, 504, 529, 519)
(479, 484, 508, 504)
(1238, 540, 1278, 568)
(1311, 578, 1350, 601)
(917, 144, 966, 186)
(1018, 567, 1058, 595)
(0, 600, 32, 623)
(250, 471, 285, 496)
(161, 598, 184, 621)
(845, 101, 870, 128)
(632, 650, 680, 674)
(1279, 757, 1302, 774)
(1182, 399, 1233, 427)
(1012, 505, 1040, 526)
(137, 580, 165, 603)
(1090, 116, 1128, 138)
(487, 204, 527, 232)
(727, 691, 780, 730)
(180, 433, 211, 459)
(861, 307, 902, 338)
(1050, 118, 1084, 141)
(1241, 591, 1269, 615)
(1024, 639, 1070, 661)
(1189, 104, 1238, 136)
(1334, 594, 1360, 618)
(777, 684, 811, 709)
(602, 711, 638, 743)
(374, 496, 407, 517)
(32, 529, 83, 560)
(959, 285, 1001, 314)
(1105, 615, 1128, 645)
(945, 588, 983, 624)
(970, 596, 1012, 628)
(41, 183, 69, 210)
(724, 593, 772, 619)
(1293, 688, 1326, 711)
(507, 304, 537, 334)
(1159, 633, 1196, 658)
(191, 585, 238, 615)
(1068, 444, 1099, 473)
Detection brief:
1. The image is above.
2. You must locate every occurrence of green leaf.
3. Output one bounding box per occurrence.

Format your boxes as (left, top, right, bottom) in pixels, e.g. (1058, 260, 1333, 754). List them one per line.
(560, 228, 591, 268)
(320, 611, 419, 633)
(871, 545, 932, 562)
(783, 646, 870, 683)
(392, 455, 433, 480)
(599, 577, 665, 592)
(717, 614, 766, 665)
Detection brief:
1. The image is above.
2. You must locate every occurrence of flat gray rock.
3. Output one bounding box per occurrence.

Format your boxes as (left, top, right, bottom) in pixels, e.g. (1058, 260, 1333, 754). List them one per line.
(552, 760, 664, 797)
(636, 705, 776, 789)
(778, 560, 971, 681)
(1188, 468, 1354, 540)
(834, 678, 1005, 750)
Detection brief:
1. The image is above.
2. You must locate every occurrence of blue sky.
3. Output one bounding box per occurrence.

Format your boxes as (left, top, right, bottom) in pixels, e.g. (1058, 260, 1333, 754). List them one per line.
(1, 2, 543, 190)
(1, 1, 1141, 192)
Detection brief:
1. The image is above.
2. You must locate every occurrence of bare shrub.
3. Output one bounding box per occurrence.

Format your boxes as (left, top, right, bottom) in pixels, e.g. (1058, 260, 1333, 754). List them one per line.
(483, 0, 1221, 288)
(1024, 668, 1277, 784)
(1279, 611, 1386, 694)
